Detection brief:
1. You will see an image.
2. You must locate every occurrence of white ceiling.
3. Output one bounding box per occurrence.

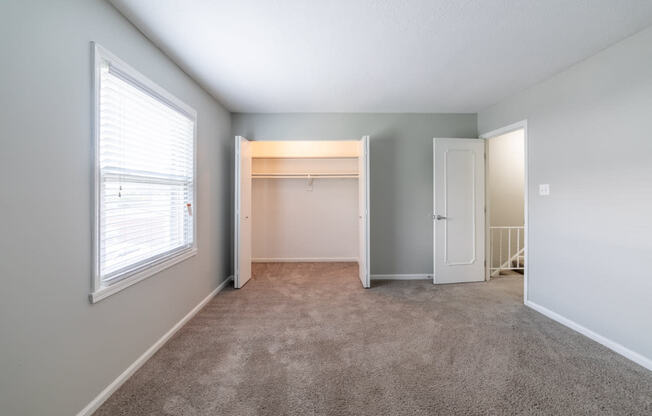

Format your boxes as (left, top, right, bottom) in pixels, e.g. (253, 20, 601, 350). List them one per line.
(109, 0, 652, 113)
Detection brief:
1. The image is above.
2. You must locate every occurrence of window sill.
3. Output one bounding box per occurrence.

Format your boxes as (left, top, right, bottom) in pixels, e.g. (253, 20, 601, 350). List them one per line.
(90, 247, 197, 303)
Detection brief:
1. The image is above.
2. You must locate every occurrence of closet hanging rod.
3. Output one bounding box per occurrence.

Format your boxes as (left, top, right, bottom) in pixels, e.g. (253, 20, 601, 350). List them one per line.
(252, 172, 358, 176)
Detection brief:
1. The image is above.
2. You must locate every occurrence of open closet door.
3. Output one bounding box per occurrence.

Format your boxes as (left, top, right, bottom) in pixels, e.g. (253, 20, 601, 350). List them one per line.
(234, 136, 252, 288)
(433, 138, 485, 284)
(358, 136, 370, 288)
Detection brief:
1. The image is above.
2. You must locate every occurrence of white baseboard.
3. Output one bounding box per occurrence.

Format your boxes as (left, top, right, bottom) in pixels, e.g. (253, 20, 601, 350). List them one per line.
(525, 300, 652, 372)
(371, 273, 431, 280)
(252, 257, 358, 263)
(76, 276, 233, 416)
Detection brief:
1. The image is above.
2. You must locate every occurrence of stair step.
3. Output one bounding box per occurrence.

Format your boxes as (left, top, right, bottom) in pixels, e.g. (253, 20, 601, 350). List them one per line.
(499, 270, 522, 276)
(511, 257, 525, 268)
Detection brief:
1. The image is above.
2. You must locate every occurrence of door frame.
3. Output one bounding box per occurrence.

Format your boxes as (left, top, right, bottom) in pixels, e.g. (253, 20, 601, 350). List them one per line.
(479, 120, 529, 304)
(234, 136, 239, 287)
(359, 135, 371, 288)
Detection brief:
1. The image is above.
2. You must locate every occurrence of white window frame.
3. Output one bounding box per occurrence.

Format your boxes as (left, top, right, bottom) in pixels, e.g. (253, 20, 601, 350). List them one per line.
(90, 42, 198, 303)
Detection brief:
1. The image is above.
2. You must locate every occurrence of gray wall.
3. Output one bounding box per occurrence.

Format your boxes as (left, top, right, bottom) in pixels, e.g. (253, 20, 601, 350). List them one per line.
(0, 1, 231, 415)
(232, 113, 477, 275)
(479, 27, 652, 365)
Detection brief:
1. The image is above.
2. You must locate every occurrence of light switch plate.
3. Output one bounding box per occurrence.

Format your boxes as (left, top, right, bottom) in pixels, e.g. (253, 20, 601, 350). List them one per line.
(539, 184, 550, 196)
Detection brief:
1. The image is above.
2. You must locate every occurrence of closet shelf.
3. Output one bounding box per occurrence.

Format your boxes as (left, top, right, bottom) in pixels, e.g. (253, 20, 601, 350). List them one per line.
(252, 172, 358, 179)
(252, 156, 358, 160)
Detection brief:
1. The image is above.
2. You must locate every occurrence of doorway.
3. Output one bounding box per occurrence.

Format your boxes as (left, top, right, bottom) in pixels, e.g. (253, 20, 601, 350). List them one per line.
(432, 122, 528, 301)
(234, 137, 370, 289)
(481, 121, 528, 302)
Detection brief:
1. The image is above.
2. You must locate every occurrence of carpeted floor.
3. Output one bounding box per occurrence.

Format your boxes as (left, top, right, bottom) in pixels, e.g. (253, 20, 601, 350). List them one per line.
(95, 263, 652, 415)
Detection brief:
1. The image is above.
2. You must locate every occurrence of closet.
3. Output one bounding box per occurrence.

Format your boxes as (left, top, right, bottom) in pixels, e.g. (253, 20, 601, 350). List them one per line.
(234, 137, 370, 289)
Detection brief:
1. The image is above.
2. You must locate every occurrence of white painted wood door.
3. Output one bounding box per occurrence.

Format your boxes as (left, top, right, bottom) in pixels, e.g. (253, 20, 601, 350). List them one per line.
(358, 136, 370, 288)
(234, 136, 252, 288)
(433, 138, 485, 284)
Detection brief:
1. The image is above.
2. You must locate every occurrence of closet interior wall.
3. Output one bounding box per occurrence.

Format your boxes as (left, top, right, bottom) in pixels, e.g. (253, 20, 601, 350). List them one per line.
(251, 141, 360, 263)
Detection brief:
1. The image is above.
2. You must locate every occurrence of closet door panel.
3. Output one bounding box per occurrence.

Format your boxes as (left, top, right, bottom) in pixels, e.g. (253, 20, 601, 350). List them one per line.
(234, 136, 252, 288)
(358, 136, 370, 288)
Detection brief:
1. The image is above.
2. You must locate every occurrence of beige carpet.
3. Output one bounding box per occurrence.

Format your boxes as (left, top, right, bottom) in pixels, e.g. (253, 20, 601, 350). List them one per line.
(95, 263, 651, 415)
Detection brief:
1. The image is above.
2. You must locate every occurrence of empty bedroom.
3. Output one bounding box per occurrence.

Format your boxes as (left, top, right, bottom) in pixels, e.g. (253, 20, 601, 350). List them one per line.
(1, 1, 651, 415)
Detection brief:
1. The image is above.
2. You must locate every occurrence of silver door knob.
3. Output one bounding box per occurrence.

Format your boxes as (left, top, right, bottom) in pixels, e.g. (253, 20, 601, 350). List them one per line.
(434, 214, 447, 220)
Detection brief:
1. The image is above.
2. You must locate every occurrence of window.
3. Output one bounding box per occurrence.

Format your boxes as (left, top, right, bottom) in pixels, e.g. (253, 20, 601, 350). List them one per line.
(91, 43, 197, 303)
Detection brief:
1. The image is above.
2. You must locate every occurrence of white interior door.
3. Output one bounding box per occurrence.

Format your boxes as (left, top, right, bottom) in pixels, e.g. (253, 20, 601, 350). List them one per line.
(433, 138, 485, 284)
(234, 136, 252, 288)
(358, 136, 370, 288)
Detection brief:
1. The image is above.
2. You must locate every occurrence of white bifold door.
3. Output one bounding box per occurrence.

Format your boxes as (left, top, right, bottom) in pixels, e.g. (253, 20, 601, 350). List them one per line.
(358, 136, 370, 288)
(234, 136, 252, 288)
(433, 138, 485, 284)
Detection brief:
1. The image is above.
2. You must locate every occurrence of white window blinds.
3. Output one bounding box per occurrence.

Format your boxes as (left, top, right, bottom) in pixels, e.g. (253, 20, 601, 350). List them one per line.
(96, 53, 196, 286)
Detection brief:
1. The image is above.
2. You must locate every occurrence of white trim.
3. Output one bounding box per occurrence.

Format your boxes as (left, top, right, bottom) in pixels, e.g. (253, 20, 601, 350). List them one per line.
(371, 274, 431, 280)
(90, 42, 198, 302)
(525, 300, 652, 372)
(360, 135, 371, 288)
(234, 136, 243, 288)
(480, 120, 529, 304)
(252, 257, 358, 263)
(90, 248, 198, 303)
(91, 42, 197, 118)
(77, 276, 233, 416)
(433, 141, 436, 283)
(363, 135, 371, 288)
(479, 120, 528, 141)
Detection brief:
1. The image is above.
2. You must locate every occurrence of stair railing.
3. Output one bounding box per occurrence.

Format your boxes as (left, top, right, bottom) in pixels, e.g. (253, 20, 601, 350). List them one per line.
(489, 226, 525, 276)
